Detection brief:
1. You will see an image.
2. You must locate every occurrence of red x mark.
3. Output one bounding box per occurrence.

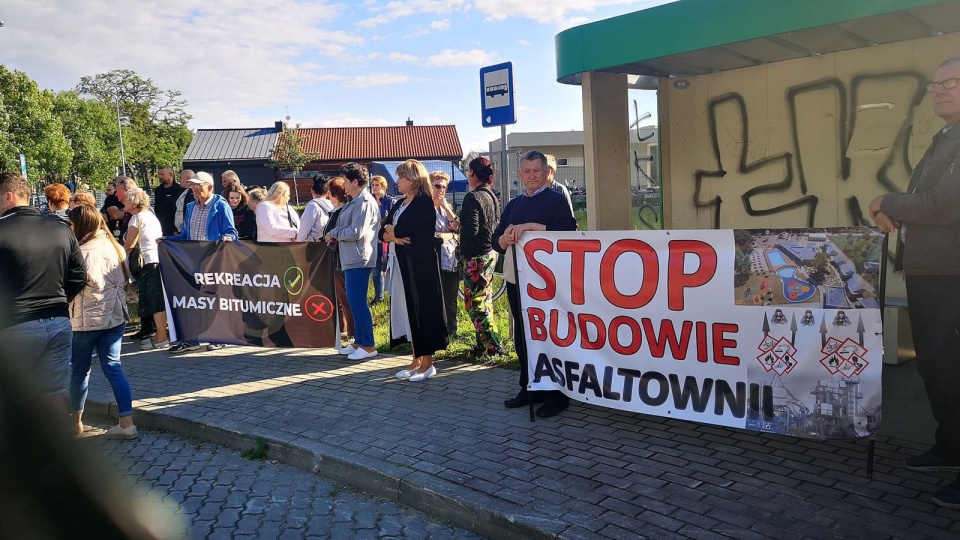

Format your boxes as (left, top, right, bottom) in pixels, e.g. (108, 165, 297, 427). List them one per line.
(303, 294, 334, 323)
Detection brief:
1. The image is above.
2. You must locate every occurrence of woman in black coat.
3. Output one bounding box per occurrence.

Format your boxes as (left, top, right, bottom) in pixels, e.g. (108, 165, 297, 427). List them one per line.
(380, 159, 449, 382)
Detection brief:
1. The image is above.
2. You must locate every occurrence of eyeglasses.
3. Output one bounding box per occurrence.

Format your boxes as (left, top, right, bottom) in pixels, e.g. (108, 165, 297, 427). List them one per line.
(926, 78, 960, 92)
(432, 184, 447, 191)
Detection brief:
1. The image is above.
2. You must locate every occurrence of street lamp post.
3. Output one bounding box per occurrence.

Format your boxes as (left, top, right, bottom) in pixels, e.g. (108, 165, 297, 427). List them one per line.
(114, 93, 127, 176)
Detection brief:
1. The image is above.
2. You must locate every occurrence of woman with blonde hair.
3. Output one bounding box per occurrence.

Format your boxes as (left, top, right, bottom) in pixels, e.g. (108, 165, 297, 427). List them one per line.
(380, 159, 448, 381)
(122, 188, 169, 350)
(256, 181, 300, 242)
(69, 191, 97, 210)
(68, 204, 138, 439)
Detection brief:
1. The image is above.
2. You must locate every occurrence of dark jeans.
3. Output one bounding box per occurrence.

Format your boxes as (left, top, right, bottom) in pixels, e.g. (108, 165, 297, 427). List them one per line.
(907, 275, 960, 460)
(506, 282, 568, 408)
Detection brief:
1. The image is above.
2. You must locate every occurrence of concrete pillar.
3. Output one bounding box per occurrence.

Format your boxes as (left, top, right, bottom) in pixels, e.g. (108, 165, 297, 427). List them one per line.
(583, 71, 631, 231)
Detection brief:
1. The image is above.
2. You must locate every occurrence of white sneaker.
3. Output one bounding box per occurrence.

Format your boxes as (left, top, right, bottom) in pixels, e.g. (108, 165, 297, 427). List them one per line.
(347, 348, 378, 361)
(338, 344, 357, 355)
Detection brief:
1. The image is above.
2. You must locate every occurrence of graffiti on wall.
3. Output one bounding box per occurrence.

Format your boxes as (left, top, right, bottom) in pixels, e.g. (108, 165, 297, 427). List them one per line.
(692, 70, 929, 230)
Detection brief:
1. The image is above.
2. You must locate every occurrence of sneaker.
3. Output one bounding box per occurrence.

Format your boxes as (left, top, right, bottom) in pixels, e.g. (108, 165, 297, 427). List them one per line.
(207, 343, 226, 351)
(408, 365, 436, 382)
(140, 339, 170, 351)
(932, 478, 960, 509)
(169, 342, 202, 354)
(338, 344, 357, 355)
(104, 424, 138, 440)
(128, 329, 155, 342)
(904, 450, 960, 471)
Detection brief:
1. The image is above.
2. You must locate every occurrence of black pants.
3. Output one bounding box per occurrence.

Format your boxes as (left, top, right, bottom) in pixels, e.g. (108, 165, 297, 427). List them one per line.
(906, 275, 960, 460)
(506, 282, 569, 408)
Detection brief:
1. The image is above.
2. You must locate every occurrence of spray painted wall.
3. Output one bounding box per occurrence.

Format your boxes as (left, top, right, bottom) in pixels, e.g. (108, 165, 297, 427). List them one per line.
(661, 32, 960, 297)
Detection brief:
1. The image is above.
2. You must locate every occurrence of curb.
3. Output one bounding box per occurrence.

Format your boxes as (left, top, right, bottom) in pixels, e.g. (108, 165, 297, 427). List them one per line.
(87, 399, 568, 540)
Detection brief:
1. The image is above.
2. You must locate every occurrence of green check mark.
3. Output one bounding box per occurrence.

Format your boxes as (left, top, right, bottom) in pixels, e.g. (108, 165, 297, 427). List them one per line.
(284, 267, 305, 296)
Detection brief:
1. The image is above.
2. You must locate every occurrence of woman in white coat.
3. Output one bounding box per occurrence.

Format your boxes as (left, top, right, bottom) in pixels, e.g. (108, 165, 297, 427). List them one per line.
(256, 182, 300, 242)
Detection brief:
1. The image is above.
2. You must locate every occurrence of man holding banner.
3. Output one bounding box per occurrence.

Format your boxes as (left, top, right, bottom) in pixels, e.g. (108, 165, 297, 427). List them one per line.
(161, 171, 237, 353)
(493, 150, 577, 419)
(870, 56, 960, 509)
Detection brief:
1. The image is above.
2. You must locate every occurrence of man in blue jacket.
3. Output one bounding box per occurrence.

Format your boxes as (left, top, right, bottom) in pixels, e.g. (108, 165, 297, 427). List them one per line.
(163, 171, 237, 353)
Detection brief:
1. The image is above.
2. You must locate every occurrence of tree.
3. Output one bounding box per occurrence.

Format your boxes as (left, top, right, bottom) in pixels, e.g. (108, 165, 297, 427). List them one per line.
(809, 251, 831, 284)
(267, 123, 320, 203)
(51, 91, 120, 188)
(75, 69, 192, 185)
(0, 65, 72, 183)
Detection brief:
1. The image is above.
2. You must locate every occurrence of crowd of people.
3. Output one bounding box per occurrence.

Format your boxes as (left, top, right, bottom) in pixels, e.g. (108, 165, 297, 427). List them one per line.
(0, 149, 581, 448)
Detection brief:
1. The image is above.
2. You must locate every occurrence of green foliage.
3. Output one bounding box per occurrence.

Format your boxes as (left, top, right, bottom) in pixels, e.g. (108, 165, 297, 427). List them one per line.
(241, 438, 269, 460)
(51, 91, 120, 188)
(0, 66, 193, 188)
(76, 69, 193, 185)
(0, 65, 72, 181)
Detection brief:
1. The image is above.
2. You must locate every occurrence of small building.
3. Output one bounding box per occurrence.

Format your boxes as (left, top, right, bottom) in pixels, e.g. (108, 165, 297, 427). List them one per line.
(182, 122, 283, 192)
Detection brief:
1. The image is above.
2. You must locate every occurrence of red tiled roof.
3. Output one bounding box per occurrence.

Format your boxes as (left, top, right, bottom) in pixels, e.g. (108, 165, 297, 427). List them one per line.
(298, 125, 462, 162)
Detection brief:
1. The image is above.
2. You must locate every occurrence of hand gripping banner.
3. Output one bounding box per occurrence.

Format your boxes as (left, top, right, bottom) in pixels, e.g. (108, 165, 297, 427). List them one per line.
(520, 228, 886, 439)
(158, 240, 338, 348)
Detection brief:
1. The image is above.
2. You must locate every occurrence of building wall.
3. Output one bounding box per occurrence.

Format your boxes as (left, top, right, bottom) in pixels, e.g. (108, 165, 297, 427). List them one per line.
(661, 33, 960, 298)
(662, 33, 960, 232)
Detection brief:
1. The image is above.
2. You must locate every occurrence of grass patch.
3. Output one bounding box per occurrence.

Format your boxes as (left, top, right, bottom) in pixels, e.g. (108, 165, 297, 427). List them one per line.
(241, 438, 269, 460)
(368, 280, 519, 369)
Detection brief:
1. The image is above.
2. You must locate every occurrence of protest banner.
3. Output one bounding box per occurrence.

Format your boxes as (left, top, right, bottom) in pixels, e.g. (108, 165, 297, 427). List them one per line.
(159, 240, 338, 348)
(519, 228, 885, 439)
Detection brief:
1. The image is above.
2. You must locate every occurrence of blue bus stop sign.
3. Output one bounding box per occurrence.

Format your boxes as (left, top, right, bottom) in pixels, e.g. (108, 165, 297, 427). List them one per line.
(480, 62, 516, 127)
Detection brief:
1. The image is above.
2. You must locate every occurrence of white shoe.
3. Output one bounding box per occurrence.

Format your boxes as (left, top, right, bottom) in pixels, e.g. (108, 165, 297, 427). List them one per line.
(408, 365, 437, 382)
(395, 368, 417, 379)
(347, 347, 378, 361)
(338, 344, 357, 355)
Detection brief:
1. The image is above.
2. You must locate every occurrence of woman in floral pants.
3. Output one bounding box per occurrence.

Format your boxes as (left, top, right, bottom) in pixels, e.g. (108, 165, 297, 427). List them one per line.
(459, 157, 504, 356)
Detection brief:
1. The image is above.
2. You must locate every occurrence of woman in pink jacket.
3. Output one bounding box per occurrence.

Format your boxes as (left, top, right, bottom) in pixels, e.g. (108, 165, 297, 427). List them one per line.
(68, 204, 138, 440)
(255, 182, 300, 242)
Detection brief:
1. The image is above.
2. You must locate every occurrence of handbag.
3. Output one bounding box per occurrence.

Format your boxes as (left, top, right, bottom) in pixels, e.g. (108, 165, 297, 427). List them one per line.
(127, 219, 145, 275)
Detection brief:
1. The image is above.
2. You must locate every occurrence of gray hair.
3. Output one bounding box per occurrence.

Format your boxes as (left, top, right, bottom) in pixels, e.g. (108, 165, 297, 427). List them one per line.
(115, 175, 138, 191)
(938, 57, 960, 70)
(126, 188, 151, 210)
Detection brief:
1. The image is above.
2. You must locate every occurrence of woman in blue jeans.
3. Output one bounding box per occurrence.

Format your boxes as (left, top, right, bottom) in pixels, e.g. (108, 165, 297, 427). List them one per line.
(325, 162, 381, 361)
(68, 204, 138, 439)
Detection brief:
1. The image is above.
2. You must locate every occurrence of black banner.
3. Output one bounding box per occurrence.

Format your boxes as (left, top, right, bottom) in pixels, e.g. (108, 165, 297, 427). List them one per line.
(158, 240, 338, 348)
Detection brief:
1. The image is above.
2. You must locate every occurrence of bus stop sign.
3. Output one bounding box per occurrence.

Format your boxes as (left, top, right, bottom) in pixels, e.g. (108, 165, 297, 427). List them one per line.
(480, 62, 516, 127)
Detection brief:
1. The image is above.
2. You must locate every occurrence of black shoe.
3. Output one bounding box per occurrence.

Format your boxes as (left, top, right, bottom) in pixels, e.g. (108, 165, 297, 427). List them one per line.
(504, 392, 543, 409)
(932, 480, 960, 509)
(370, 297, 384, 306)
(535, 402, 568, 419)
(904, 450, 960, 471)
(129, 329, 156, 341)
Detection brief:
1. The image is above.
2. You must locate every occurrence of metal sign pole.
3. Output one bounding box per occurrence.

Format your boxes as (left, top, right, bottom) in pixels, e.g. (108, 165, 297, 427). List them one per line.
(500, 126, 508, 206)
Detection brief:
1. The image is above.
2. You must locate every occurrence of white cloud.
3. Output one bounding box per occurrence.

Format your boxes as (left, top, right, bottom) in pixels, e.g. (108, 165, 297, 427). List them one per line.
(425, 49, 497, 67)
(343, 73, 411, 88)
(386, 52, 420, 63)
(357, 0, 467, 28)
(1, 0, 349, 128)
(430, 19, 451, 30)
(517, 39, 531, 46)
(404, 28, 430, 39)
(473, 0, 668, 24)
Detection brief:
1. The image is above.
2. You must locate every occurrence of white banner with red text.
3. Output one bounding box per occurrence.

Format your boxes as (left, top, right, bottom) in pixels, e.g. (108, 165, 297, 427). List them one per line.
(519, 228, 885, 439)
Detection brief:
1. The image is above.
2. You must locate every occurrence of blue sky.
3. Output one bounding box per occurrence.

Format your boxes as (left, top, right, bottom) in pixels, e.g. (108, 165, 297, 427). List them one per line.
(1, 0, 675, 156)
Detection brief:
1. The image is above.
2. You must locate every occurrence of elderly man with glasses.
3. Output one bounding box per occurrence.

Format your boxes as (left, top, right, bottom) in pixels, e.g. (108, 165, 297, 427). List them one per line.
(869, 56, 960, 509)
(492, 150, 577, 419)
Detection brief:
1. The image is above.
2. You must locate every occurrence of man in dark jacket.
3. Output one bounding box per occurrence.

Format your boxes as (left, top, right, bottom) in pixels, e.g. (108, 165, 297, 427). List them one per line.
(0, 172, 86, 411)
(869, 56, 960, 509)
(493, 150, 577, 419)
(154, 166, 184, 236)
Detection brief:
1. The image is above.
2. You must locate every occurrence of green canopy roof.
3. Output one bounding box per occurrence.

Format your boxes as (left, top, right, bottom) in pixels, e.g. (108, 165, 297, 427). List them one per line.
(556, 0, 960, 84)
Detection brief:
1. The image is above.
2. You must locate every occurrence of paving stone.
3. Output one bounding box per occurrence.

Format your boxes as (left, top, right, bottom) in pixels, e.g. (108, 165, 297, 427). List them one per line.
(80, 343, 960, 540)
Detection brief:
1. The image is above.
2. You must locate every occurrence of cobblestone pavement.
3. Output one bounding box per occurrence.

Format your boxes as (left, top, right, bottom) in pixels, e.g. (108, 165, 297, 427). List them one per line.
(82, 423, 483, 540)
(84, 343, 960, 539)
